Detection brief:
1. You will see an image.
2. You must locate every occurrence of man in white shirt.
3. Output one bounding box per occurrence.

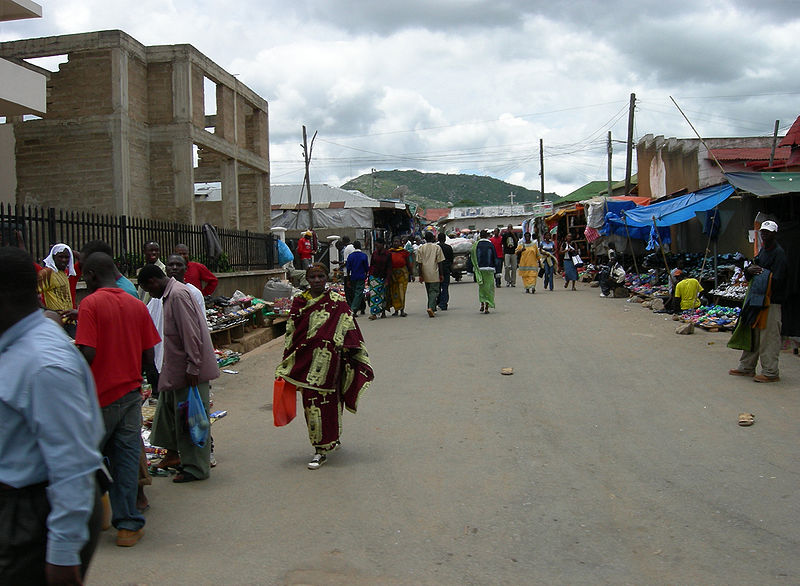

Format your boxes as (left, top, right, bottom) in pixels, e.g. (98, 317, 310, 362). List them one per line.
(415, 232, 444, 318)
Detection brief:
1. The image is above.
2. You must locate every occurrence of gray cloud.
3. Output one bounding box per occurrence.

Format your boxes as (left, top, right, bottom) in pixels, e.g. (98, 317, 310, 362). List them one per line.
(2, 0, 798, 196)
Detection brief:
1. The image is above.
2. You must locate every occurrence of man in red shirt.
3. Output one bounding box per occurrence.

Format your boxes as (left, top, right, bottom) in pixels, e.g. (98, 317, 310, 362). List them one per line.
(297, 231, 314, 269)
(174, 244, 218, 296)
(76, 253, 160, 548)
(489, 228, 503, 287)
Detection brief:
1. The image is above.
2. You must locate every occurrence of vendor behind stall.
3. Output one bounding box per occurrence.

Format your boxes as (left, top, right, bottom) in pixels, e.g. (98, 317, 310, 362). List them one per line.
(673, 270, 703, 311)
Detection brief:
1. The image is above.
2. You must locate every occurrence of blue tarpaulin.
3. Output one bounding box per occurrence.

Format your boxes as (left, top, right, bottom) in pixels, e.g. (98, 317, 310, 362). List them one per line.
(609, 183, 734, 228)
(601, 198, 669, 242)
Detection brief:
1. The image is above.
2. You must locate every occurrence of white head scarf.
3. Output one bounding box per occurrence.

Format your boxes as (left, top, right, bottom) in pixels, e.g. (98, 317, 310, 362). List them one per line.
(43, 243, 77, 276)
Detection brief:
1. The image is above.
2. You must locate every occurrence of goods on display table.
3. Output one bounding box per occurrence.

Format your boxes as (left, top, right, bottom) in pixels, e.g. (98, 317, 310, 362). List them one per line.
(205, 292, 267, 332)
(675, 305, 741, 332)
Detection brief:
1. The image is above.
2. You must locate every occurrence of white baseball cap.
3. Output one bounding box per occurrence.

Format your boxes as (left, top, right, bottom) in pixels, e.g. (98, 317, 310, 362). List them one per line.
(760, 220, 778, 232)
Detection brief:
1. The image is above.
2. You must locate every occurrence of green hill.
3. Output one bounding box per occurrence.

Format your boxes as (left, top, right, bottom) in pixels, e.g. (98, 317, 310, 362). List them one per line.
(341, 170, 559, 209)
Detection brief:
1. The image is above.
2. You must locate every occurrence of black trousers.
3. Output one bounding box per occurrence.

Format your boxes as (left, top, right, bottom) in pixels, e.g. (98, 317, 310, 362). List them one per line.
(0, 482, 102, 585)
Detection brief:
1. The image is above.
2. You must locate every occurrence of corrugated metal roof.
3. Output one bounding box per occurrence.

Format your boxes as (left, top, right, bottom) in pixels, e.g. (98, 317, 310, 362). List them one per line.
(270, 184, 407, 210)
(709, 147, 790, 161)
(779, 115, 800, 147)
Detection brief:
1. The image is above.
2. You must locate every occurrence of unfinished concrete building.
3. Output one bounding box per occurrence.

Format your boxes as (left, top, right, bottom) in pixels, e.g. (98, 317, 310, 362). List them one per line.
(0, 29, 270, 231)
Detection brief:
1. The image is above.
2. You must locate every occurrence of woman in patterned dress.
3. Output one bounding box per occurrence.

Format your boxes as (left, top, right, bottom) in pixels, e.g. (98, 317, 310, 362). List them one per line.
(275, 264, 374, 469)
(367, 238, 392, 320)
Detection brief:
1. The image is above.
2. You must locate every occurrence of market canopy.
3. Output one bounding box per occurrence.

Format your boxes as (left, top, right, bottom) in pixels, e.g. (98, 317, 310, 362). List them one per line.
(724, 172, 800, 197)
(609, 183, 734, 228)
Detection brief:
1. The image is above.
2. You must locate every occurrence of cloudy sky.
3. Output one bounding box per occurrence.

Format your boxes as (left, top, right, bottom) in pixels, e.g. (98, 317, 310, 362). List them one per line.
(3, 0, 799, 197)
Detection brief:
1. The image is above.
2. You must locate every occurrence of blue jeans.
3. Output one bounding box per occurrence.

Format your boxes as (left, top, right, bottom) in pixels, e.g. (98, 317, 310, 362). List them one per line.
(542, 263, 554, 290)
(438, 264, 451, 309)
(101, 390, 145, 531)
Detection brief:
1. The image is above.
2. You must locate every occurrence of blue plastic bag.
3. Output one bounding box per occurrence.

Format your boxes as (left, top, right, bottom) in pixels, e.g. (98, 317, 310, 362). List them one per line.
(276, 239, 294, 266)
(186, 385, 210, 447)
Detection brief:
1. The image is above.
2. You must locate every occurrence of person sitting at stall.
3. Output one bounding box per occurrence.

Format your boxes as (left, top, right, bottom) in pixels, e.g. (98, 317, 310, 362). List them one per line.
(673, 270, 703, 312)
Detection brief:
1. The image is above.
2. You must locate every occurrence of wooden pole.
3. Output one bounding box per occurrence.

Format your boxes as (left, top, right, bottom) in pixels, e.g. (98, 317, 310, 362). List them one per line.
(301, 125, 317, 230)
(669, 96, 726, 175)
(607, 131, 613, 197)
(623, 214, 640, 274)
(769, 119, 780, 167)
(539, 138, 545, 203)
(624, 93, 635, 197)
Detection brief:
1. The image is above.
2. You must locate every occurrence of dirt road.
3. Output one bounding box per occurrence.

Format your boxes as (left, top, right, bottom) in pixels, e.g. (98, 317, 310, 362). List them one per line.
(90, 277, 800, 585)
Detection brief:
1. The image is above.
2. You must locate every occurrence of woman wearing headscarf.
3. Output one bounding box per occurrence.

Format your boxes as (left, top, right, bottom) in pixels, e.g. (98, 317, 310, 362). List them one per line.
(38, 243, 78, 336)
(471, 230, 498, 314)
(560, 234, 579, 291)
(387, 237, 412, 317)
(539, 231, 557, 291)
(367, 238, 391, 320)
(515, 232, 541, 294)
(274, 264, 374, 469)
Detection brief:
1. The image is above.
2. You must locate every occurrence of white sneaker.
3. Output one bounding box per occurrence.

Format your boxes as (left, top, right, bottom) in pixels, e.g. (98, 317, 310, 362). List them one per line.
(599, 292, 609, 297)
(307, 453, 327, 470)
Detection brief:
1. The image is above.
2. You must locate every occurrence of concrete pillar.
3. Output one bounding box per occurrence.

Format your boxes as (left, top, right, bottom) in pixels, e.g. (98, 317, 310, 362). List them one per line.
(254, 172, 265, 232)
(220, 158, 239, 229)
(172, 58, 192, 123)
(0, 124, 16, 206)
(110, 47, 131, 216)
(173, 138, 195, 224)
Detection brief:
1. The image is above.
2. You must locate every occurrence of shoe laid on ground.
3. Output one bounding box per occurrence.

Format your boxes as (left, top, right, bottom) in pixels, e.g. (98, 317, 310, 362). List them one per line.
(427, 308, 435, 318)
(728, 369, 754, 377)
(753, 374, 780, 383)
(116, 528, 144, 547)
(209, 451, 217, 468)
(308, 453, 327, 470)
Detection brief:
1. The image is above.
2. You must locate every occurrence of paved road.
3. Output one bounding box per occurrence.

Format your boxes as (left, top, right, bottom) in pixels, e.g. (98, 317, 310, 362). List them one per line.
(90, 276, 800, 585)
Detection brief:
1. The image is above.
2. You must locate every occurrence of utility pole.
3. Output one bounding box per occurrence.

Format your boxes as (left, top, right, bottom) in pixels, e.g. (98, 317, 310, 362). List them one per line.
(607, 131, 613, 197)
(769, 119, 780, 167)
(539, 138, 545, 203)
(624, 92, 635, 197)
(301, 125, 317, 230)
(371, 168, 377, 198)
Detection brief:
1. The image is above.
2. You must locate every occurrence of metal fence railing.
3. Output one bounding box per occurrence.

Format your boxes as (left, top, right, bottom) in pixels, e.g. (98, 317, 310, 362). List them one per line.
(0, 203, 275, 276)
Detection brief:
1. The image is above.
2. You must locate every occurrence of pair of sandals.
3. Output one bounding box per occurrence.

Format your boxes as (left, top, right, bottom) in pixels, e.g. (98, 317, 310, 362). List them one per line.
(479, 303, 490, 314)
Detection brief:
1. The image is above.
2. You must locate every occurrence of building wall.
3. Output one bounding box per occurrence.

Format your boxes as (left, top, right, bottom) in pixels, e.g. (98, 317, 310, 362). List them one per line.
(1, 30, 270, 231)
(15, 120, 113, 210)
(127, 55, 148, 124)
(128, 124, 151, 216)
(46, 51, 113, 119)
(146, 62, 172, 124)
(0, 124, 16, 205)
(637, 135, 780, 199)
(148, 141, 174, 219)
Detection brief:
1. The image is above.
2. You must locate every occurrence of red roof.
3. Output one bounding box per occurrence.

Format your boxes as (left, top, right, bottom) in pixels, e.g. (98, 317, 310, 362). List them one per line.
(419, 207, 450, 221)
(709, 147, 790, 161)
(779, 115, 800, 147)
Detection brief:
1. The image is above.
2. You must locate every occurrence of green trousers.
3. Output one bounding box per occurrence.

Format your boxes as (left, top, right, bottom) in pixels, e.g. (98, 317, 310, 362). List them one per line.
(151, 382, 211, 479)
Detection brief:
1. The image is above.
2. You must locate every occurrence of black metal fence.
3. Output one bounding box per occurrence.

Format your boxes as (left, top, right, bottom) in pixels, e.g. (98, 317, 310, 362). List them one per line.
(0, 203, 275, 275)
